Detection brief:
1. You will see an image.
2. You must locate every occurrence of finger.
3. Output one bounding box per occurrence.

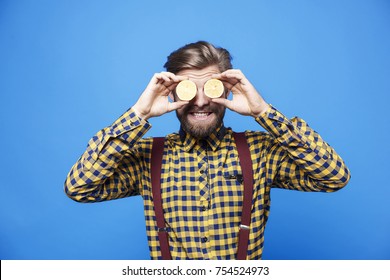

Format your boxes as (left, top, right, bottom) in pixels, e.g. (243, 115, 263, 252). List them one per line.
(220, 80, 236, 91)
(221, 69, 244, 75)
(167, 100, 189, 112)
(156, 72, 181, 85)
(211, 73, 223, 79)
(160, 72, 189, 83)
(157, 76, 181, 89)
(209, 74, 236, 89)
(165, 75, 189, 91)
(167, 83, 178, 91)
(212, 73, 242, 87)
(174, 75, 189, 82)
(220, 72, 244, 81)
(155, 73, 173, 84)
(220, 69, 248, 82)
(211, 98, 234, 110)
(153, 74, 166, 85)
(213, 69, 241, 77)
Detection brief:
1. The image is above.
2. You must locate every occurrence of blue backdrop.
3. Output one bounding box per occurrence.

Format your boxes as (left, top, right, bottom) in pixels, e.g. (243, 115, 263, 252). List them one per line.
(1, 0, 389, 260)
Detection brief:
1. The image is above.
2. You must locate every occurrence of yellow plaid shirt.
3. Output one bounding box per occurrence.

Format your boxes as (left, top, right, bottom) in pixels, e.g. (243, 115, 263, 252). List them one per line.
(65, 105, 350, 259)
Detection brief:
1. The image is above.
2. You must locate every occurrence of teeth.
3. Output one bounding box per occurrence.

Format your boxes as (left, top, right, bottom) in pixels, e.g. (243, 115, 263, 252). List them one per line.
(193, 113, 209, 117)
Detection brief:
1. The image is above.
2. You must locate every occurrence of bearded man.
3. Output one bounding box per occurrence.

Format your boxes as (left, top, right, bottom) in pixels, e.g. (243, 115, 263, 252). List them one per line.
(65, 41, 350, 260)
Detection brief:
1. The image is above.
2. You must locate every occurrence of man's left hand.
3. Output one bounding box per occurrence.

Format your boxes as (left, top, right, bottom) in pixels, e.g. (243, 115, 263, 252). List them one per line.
(211, 69, 270, 118)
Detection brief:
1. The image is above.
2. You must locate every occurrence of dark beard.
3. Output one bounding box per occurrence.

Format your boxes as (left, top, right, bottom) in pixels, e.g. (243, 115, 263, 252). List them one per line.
(176, 106, 226, 139)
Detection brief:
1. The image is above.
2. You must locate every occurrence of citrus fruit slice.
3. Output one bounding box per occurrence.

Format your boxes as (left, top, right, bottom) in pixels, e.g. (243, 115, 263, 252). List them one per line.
(204, 79, 224, 98)
(175, 80, 197, 101)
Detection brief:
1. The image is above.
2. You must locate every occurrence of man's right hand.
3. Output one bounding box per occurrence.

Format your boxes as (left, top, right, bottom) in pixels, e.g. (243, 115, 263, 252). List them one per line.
(132, 72, 189, 120)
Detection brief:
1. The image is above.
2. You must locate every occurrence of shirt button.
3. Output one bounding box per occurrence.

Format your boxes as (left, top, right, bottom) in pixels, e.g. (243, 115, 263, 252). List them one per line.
(200, 170, 204, 174)
(201, 206, 207, 211)
(201, 237, 208, 243)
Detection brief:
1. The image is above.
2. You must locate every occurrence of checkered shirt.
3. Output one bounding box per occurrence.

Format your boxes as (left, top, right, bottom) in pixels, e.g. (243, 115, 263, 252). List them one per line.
(65, 105, 350, 259)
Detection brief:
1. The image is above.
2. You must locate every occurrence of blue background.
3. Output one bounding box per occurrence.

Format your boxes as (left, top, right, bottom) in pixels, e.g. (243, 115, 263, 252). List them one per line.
(1, 0, 389, 260)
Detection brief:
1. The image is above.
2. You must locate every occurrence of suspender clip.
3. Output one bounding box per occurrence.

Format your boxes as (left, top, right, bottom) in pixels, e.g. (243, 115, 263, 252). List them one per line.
(239, 224, 250, 231)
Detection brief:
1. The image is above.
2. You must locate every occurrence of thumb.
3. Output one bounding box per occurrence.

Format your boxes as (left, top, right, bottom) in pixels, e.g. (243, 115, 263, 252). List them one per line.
(212, 98, 234, 110)
(167, 101, 189, 112)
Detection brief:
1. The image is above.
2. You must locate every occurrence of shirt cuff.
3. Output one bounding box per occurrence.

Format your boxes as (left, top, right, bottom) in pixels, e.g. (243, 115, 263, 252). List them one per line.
(110, 107, 151, 138)
(255, 105, 300, 145)
(87, 108, 152, 164)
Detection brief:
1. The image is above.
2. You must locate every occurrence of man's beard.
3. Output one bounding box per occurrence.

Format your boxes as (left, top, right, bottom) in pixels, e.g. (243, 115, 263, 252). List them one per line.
(176, 105, 226, 139)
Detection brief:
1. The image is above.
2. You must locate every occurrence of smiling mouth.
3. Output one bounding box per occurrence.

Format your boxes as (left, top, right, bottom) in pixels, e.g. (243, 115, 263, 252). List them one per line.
(190, 112, 212, 120)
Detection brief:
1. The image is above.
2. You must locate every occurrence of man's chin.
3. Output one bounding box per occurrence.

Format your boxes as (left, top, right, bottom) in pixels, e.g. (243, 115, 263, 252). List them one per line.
(181, 120, 219, 139)
(185, 127, 214, 139)
(177, 109, 225, 138)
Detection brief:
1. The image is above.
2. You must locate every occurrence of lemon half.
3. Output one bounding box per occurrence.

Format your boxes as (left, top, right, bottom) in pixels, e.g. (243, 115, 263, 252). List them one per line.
(175, 80, 197, 101)
(204, 79, 224, 98)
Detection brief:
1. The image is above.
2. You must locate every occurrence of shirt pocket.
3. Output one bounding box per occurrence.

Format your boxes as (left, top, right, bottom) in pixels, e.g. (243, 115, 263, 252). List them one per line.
(211, 171, 244, 207)
(210, 172, 244, 227)
(223, 172, 244, 185)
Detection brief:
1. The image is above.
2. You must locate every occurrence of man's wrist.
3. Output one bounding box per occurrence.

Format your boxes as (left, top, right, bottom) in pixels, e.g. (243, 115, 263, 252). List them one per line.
(132, 104, 149, 120)
(253, 102, 271, 118)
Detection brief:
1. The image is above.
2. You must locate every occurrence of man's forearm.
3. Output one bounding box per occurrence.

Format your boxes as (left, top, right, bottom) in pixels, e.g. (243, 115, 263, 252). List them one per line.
(256, 105, 351, 191)
(64, 107, 152, 202)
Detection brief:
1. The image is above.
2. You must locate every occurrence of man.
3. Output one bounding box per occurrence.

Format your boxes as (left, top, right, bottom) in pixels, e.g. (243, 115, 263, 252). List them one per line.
(65, 41, 350, 260)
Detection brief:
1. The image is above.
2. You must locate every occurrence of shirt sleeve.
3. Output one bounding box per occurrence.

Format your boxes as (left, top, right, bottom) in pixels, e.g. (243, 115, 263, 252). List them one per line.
(64, 108, 152, 202)
(256, 105, 351, 192)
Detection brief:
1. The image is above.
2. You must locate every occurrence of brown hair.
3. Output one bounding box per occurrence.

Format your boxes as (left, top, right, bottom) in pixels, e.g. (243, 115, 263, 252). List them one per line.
(164, 41, 233, 74)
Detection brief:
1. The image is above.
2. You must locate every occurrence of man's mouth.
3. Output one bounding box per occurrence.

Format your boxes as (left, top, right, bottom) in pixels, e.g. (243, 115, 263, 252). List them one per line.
(190, 112, 212, 120)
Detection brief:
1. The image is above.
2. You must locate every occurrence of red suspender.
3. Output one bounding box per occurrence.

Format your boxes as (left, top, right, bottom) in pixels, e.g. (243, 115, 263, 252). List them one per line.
(151, 132, 253, 260)
(232, 132, 254, 260)
(151, 137, 172, 260)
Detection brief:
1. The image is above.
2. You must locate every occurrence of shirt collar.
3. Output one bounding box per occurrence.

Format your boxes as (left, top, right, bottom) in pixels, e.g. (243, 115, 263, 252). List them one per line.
(179, 124, 227, 152)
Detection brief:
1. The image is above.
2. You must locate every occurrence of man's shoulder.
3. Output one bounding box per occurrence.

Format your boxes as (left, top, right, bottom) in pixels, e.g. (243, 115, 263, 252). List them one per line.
(231, 129, 270, 139)
(162, 131, 180, 140)
(231, 129, 275, 148)
(149, 132, 181, 144)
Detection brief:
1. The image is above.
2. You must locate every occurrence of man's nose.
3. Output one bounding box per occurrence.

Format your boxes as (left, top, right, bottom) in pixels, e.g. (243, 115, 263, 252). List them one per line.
(192, 88, 211, 108)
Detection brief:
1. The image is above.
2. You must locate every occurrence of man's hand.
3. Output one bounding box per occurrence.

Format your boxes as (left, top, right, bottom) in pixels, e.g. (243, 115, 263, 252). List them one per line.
(133, 72, 189, 120)
(211, 69, 270, 118)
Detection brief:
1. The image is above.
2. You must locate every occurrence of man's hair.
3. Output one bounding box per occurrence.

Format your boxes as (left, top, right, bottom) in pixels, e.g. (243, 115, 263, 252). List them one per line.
(164, 41, 233, 74)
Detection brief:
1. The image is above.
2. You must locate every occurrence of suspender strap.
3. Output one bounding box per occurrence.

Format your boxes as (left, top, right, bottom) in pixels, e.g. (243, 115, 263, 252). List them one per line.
(232, 132, 254, 260)
(151, 132, 253, 260)
(151, 137, 172, 260)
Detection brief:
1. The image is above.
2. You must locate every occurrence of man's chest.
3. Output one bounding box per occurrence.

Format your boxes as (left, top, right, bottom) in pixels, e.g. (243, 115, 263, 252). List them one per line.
(159, 146, 244, 208)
